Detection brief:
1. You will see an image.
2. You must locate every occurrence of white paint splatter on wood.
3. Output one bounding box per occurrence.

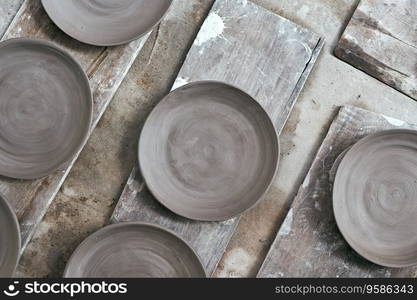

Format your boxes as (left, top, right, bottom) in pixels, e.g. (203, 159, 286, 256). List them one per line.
(383, 115, 405, 127)
(194, 12, 225, 47)
(216, 247, 255, 278)
(302, 172, 311, 188)
(172, 76, 190, 90)
(278, 208, 293, 236)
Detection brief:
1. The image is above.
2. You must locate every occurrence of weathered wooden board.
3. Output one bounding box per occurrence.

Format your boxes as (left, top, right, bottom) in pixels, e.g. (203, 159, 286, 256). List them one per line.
(111, 0, 323, 276)
(0, 0, 151, 252)
(335, 0, 417, 100)
(0, 0, 24, 35)
(258, 105, 417, 278)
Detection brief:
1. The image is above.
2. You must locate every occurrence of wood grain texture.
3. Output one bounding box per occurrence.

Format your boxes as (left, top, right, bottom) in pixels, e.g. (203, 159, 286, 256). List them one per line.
(0, 0, 150, 252)
(258, 105, 417, 278)
(335, 0, 417, 100)
(111, 0, 323, 276)
(0, 0, 24, 35)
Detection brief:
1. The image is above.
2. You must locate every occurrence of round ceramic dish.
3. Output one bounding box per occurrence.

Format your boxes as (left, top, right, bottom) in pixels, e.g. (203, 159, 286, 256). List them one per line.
(0, 194, 21, 277)
(139, 81, 280, 221)
(333, 129, 417, 267)
(64, 222, 206, 278)
(41, 0, 173, 46)
(0, 38, 92, 180)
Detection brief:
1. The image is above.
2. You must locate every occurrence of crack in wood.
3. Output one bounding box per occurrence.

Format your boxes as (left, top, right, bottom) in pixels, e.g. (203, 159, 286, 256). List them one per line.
(87, 47, 109, 79)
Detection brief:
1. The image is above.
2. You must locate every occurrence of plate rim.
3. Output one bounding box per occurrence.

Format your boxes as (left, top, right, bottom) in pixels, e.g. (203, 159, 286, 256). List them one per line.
(41, 0, 174, 46)
(63, 221, 207, 278)
(0, 37, 93, 180)
(138, 80, 280, 221)
(0, 193, 21, 277)
(333, 128, 417, 268)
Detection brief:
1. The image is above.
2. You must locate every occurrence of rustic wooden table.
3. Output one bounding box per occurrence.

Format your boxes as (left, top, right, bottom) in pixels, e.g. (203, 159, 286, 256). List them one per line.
(2, 0, 417, 278)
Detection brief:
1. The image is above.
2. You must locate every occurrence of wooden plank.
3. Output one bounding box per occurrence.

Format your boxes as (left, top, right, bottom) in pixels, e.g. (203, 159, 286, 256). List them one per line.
(0, 0, 151, 252)
(335, 0, 417, 100)
(111, 0, 323, 276)
(258, 105, 417, 278)
(0, 0, 24, 35)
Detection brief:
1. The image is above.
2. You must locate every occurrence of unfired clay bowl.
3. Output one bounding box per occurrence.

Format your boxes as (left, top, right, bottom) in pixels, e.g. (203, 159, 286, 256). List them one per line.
(333, 129, 417, 267)
(0, 38, 92, 180)
(139, 81, 280, 221)
(64, 222, 206, 278)
(0, 194, 21, 277)
(42, 0, 173, 46)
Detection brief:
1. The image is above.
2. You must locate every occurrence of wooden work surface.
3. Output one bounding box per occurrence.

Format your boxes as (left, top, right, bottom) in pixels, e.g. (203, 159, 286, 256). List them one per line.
(258, 105, 417, 278)
(111, 0, 323, 276)
(0, 0, 150, 252)
(335, 0, 417, 100)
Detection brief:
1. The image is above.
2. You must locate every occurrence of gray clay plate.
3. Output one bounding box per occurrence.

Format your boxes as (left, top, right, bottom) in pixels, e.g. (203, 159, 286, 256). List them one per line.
(0, 194, 20, 277)
(0, 38, 92, 180)
(139, 81, 280, 221)
(64, 222, 206, 278)
(333, 129, 417, 267)
(42, 0, 173, 46)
